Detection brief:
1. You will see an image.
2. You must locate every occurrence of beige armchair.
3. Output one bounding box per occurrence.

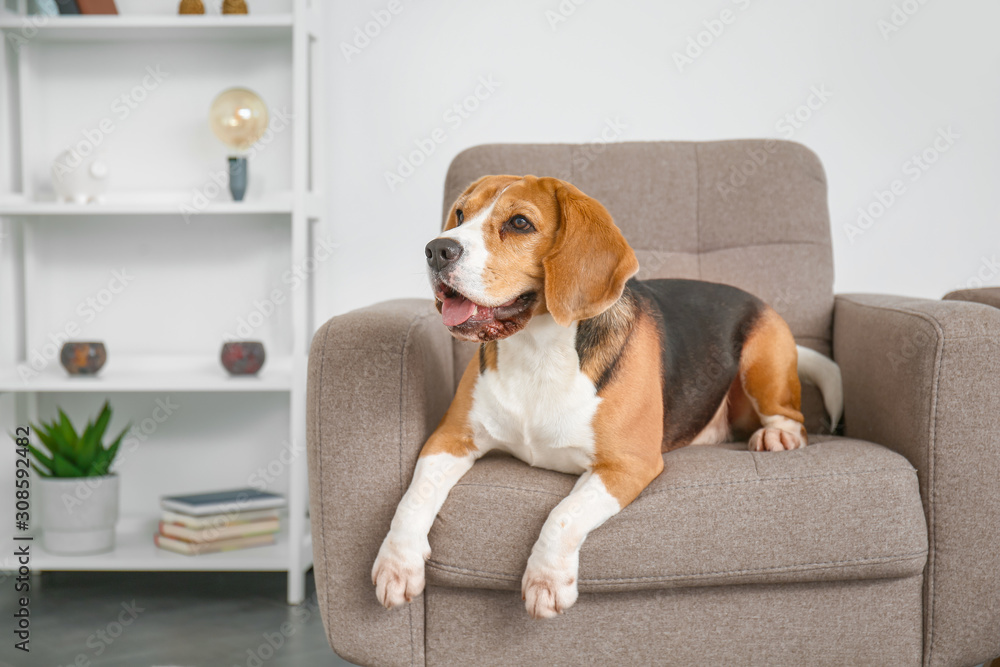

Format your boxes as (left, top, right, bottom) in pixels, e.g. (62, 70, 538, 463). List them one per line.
(307, 141, 1000, 666)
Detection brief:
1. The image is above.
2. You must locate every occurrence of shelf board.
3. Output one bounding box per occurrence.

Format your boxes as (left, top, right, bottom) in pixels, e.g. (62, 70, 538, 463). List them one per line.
(0, 14, 293, 42)
(0, 194, 293, 216)
(0, 355, 293, 393)
(30, 514, 309, 572)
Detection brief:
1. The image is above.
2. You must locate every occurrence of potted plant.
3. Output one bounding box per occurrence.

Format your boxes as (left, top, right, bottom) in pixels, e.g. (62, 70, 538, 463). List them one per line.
(26, 402, 129, 555)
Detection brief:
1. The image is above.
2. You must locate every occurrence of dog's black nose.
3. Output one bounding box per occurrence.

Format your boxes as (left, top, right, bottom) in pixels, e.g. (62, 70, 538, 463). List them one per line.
(425, 238, 463, 272)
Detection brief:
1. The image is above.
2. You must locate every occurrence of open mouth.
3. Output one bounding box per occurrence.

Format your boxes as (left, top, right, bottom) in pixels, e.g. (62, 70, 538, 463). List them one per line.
(434, 283, 536, 339)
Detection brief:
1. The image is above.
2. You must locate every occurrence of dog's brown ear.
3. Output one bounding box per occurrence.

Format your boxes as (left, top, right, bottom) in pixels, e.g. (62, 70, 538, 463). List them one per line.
(542, 180, 638, 327)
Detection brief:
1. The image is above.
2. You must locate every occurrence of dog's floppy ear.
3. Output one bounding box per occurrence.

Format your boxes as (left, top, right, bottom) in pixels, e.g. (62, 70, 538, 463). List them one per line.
(542, 180, 639, 327)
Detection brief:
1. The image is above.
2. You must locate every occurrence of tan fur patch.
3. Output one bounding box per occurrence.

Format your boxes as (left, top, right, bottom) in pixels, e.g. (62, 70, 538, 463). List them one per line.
(418, 356, 480, 458)
(480, 341, 497, 372)
(590, 313, 666, 507)
(725, 378, 759, 438)
(542, 181, 639, 326)
(738, 307, 807, 440)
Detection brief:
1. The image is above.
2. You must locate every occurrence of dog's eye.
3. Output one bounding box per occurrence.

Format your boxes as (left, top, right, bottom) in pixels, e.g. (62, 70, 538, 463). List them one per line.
(506, 215, 534, 233)
(455, 209, 464, 226)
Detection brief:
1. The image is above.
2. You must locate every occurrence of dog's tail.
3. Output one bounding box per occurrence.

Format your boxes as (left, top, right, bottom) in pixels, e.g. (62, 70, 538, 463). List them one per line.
(796, 346, 843, 428)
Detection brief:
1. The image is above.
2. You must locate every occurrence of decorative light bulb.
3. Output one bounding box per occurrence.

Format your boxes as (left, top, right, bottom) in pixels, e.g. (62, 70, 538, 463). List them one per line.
(209, 87, 269, 153)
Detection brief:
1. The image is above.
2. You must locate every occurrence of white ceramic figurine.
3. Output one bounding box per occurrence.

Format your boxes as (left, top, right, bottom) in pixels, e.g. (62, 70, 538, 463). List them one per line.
(52, 149, 109, 204)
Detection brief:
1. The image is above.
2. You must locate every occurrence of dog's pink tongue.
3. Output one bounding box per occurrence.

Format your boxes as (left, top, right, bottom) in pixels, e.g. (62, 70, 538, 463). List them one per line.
(442, 295, 478, 326)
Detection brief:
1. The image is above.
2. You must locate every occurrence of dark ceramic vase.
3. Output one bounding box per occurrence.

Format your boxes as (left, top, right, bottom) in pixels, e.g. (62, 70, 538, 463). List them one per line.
(60, 342, 107, 375)
(221, 341, 265, 375)
(228, 157, 247, 201)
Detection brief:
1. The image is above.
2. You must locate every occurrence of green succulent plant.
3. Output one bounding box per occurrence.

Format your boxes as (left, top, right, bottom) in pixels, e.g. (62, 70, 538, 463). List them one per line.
(26, 402, 129, 478)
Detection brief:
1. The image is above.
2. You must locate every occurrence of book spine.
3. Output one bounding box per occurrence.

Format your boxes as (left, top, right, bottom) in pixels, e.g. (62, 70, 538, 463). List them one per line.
(162, 509, 280, 529)
(54, 0, 80, 14)
(154, 535, 193, 556)
(160, 521, 280, 543)
(77, 0, 118, 14)
(160, 498, 286, 516)
(199, 535, 276, 554)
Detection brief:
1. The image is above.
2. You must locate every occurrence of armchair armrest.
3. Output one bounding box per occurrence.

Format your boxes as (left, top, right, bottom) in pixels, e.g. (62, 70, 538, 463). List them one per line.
(833, 294, 1000, 667)
(944, 286, 1000, 309)
(307, 299, 457, 667)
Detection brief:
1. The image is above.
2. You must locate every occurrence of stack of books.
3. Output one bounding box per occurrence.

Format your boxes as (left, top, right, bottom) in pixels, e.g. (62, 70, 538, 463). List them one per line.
(154, 488, 286, 556)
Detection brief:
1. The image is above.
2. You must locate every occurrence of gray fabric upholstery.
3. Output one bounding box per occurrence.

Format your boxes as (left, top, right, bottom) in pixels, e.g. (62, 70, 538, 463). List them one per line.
(308, 299, 454, 667)
(427, 437, 926, 592)
(944, 286, 1000, 309)
(834, 294, 1000, 667)
(425, 578, 924, 666)
(307, 141, 998, 667)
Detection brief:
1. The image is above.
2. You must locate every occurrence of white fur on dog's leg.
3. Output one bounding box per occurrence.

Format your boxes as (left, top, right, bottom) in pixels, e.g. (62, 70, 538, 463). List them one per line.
(522, 472, 620, 619)
(372, 452, 476, 609)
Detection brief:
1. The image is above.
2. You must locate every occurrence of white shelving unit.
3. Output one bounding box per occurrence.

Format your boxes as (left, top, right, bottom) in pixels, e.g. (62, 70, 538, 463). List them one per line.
(0, 12, 294, 41)
(0, 354, 296, 392)
(0, 192, 297, 215)
(0, 0, 323, 604)
(31, 513, 310, 573)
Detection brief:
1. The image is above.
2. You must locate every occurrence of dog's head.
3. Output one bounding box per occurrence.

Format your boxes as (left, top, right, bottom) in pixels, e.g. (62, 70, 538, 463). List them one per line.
(425, 175, 638, 342)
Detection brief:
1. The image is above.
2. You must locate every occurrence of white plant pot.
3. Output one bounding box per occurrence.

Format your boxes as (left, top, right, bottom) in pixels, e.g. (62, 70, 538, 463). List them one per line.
(37, 475, 120, 555)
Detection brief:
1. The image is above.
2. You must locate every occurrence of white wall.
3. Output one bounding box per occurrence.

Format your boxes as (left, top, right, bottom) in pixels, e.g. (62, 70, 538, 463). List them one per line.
(319, 0, 1000, 323)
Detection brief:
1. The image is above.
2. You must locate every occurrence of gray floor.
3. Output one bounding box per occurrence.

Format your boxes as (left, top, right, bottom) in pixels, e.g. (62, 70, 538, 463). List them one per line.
(0, 570, 355, 667)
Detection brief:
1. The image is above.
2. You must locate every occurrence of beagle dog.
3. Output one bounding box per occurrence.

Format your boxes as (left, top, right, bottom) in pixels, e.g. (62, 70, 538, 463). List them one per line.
(373, 175, 843, 619)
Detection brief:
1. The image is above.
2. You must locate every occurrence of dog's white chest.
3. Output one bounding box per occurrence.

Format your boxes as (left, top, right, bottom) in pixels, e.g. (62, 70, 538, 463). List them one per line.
(468, 316, 600, 474)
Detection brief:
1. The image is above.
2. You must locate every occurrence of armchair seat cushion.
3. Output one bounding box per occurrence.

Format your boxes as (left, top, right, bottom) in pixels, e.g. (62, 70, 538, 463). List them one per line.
(426, 437, 927, 593)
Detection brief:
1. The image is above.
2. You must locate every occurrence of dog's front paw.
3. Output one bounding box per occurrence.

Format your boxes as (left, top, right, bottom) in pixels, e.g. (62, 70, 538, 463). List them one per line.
(372, 534, 429, 609)
(521, 555, 579, 619)
(748, 426, 805, 452)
